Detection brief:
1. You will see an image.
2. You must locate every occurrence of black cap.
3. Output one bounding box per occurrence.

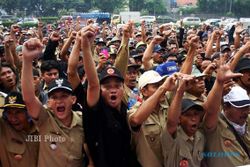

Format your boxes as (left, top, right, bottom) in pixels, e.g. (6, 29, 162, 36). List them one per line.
(0, 91, 26, 109)
(221, 44, 231, 53)
(96, 38, 106, 45)
(128, 58, 140, 69)
(99, 66, 124, 84)
(235, 57, 250, 72)
(181, 99, 203, 114)
(48, 78, 73, 97)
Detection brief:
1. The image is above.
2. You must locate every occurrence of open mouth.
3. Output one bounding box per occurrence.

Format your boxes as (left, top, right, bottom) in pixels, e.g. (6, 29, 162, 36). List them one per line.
(57, 106, 65, 113)
(110, 95, 117, 101)
(7, 78, 14, 84)
(191, 124, 198, 131)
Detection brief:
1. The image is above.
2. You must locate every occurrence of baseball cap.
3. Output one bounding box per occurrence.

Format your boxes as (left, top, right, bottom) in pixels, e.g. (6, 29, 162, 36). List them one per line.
(221, 44, 231, 53)
(135, 32, 142, 37)
(223, 86, 250, 108)
(128, 58, 140, 69)
(155, 61, 178, 76)
(99, 66, 124, 84)
(138, 70, 167, 89)
(136, 41, 147, 49)
(153, 45, 165, 53)
(146, 36, 153, 42)
(96, 38, 106, 45)
(0, 91, 26, 109)
(181, 99, 204, 114)
(48, 78, 73, 97)
(110, 37, 121, 44)
(192, 65, 206, 78)
(235, 57, 250, 73)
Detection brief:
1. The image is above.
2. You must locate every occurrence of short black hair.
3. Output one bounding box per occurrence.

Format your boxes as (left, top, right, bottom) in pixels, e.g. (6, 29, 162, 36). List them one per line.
(40, 60, 60, 74)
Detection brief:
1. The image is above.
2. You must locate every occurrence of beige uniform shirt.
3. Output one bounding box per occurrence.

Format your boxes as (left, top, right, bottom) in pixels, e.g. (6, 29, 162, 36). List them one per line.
(162, 126, 205, 167)
(35, 107, 84, 167)
(0, 118, 39, 167)
(205, 116, 250, 167)
(183, 92, 207, 106)
(128, 100, 169, 167)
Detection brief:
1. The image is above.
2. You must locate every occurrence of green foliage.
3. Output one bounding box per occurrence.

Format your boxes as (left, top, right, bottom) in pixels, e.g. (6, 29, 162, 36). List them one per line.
(40, 17, 59, 24)
(179, 6, 198, 15)
(129, 0, 166, 15)
(2, 21, 15, 27)
(198, 0, 250, 16)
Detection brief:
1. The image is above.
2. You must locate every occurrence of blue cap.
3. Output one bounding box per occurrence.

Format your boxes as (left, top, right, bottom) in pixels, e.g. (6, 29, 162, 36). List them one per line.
(155, 61, 179, 76)
(153, 45, 164, 53)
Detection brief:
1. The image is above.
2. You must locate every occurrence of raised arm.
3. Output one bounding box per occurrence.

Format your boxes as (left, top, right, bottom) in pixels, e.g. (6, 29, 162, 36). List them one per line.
(81, 26, 100, 107)
(21, 38, 43, 119)
(142, 35, 164, 70)
(67, 31, 81, 90)
(203, 63, 243, 132)
(37, 19, 43, 42)
(230, 41, 250, 71)
(167, 74, 194, 135)
(114, 22, 132, 77)
(129, 74, 177, 127)
(205, 30, 219, 58)
(234, 23, 245, 49)
(180, 35, 199, 74)
(60, 31, 76, 62)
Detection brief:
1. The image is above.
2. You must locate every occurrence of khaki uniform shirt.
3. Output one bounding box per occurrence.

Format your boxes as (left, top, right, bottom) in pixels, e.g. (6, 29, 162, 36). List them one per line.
(128, 100, 169, 167)
(0, 118, 39, 167)
(162, 126, 205, 167)
(183, 92, 207, 106)
(0, 91, 7, 117)
(34, 107, 84, 167)
(205, 116, 250, 167)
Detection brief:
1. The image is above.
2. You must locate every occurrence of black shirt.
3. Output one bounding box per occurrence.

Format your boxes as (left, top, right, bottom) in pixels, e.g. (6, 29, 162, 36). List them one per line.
(84, 96, 132, 167)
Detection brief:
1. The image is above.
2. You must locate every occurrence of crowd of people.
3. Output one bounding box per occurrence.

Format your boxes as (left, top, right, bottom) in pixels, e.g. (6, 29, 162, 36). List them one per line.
(0, 16, 249, 167)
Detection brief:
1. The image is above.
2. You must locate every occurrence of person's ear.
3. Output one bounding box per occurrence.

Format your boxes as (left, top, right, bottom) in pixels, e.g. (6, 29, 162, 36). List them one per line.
(71, 95, 77, 104)
(140, 87, 148, 97)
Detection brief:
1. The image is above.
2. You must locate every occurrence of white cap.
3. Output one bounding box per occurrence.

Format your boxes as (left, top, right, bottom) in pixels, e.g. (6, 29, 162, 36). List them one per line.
(223, 86, 250, 108)
(138, 70, 167, 89)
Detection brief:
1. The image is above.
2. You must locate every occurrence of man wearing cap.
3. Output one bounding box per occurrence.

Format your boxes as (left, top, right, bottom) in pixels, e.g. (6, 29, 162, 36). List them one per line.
(234, 57, 250, 96)
(128, 70, 177, 167)
(162, 73, 205, 167)
(0, 91, 39, 167)
(142, 35, 165, 70)
(183, 66, 207, 106)
(122, 58, 141, 104)
(202, 63, 249, 166)
(21, 38, 85, 167)
(80, 25, 134, 167)
(94, 37, 106, 63)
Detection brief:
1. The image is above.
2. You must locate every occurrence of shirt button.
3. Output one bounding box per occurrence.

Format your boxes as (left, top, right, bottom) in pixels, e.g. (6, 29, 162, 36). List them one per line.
(14, 154, 22, 160)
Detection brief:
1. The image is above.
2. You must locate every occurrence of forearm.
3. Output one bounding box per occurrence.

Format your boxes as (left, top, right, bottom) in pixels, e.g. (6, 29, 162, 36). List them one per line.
(38, 27, 43, 42)
(130, 86, 167, 126)
(43, 40, 58, 60)
(230, 49, 244, 71)
(203, 80, 223, 130)
(114, 38, 129, 77)
(142, 42, 154, 70)
(167, 89, 184, 134)
(234, 34, 241, 49)
(67, 41, 81, 89)
(180, 47, 196, 74)
(4, 47, 15, 68)
(205, 37, 215, 58)
(216, 38, 220, 52)
(60, 38, 73, 61)
(21, 59, 36, 101)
